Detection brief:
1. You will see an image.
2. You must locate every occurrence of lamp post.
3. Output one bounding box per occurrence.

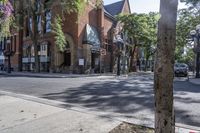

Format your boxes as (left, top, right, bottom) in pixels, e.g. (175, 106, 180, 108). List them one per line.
(0, 37, 16, 73)
(113, 35, 124, 76)
(190, 24, 200, 78)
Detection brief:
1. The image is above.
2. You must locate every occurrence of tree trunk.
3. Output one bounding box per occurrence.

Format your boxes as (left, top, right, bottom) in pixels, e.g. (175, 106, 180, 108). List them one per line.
(18, 29, 23, 72)
(34, 41, 40, 73)
(129, 44, 137, 72)
(154, 0, 178, 133)
(18, 0, 24, 72)
(145, 56, 149, 72)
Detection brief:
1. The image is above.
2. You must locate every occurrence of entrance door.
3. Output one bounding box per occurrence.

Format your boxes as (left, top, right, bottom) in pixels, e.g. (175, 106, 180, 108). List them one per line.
(91, 53, 99, 73)
(91, 53, 95, 69)
(64, 52, 71, 66)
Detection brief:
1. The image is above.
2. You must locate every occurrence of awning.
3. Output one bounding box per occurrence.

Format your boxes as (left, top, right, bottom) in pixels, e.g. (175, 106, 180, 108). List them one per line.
(83, 24, 101, 47)
(113, 35, 124, 44)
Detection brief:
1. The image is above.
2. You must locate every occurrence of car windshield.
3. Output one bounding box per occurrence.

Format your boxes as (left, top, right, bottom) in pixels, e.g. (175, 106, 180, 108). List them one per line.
(180, 64, 186, 67)
(175, 64, 179, 67)
(175, 63, 187, 68)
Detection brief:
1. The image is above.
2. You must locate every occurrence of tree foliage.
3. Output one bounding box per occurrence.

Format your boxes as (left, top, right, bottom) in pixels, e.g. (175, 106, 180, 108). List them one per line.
(176, 0, 200, 64)
(117, 12, 159, 71)
(117, 13, 149, 45)
(117, 12, 159, 48)
(181, 0, 200, 10)
(53, 15, 67, 52)
(176, 8, 199, 61)
(0, 0, 14, 38)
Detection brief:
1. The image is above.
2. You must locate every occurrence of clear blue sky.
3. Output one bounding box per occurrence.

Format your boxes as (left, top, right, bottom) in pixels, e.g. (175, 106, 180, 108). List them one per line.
(104, 0, 188, 13)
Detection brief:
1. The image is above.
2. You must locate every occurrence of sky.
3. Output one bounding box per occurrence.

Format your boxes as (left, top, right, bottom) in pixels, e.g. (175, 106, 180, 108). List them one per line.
(104, 0, 188, 13)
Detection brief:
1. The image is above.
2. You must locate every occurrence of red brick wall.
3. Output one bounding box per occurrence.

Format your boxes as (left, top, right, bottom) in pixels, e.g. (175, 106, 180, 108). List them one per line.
(122, 0, 131, 14)
(78, 3, 99, 48)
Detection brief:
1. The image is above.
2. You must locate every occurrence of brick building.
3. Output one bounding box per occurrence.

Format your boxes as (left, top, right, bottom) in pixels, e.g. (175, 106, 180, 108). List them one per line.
(4, 0, 132, 73)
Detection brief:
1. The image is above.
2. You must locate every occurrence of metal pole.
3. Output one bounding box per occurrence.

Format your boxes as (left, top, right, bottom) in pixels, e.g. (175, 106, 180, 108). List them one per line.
(122, 44, 126, 74)
(7, 54, 11, 73)
(117, 42, 121, 76)
(196, 37, 200, 78)
(99, 50, 101, 74)
(117, 53, 121, 76)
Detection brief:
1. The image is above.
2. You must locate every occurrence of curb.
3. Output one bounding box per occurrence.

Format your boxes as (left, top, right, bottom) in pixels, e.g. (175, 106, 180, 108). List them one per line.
(0, 72, 131, 79)
(187, 76, 200, 85)
(0, 72, 117, 79)
(176, 123, 200, 132)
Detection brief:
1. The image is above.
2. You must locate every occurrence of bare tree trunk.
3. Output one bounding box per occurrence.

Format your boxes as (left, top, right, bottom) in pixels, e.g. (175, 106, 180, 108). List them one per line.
(26, 0, 40, 73)
(34, 41, 40, 73)
(129, 44, 137, 72)
(145, 56, 149, 72)
(154, 0, 178, 133)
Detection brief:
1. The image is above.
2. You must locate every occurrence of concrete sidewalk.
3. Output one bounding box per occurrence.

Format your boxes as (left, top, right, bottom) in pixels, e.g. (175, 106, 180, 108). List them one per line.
(0, 93, 200, 133)
(0, 71, 117, 78)
(0, 95, 120, 133)
(189, 78, 200, 85)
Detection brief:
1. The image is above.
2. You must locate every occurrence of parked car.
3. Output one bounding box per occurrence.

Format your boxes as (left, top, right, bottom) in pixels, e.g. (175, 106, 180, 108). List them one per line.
(174, 63, 188, 77)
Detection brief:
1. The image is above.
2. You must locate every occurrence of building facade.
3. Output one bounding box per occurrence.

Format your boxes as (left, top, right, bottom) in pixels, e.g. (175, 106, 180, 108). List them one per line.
(5, 0, 132, 74)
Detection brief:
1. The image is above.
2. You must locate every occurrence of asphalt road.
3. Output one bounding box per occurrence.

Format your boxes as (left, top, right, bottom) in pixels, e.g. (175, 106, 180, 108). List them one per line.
(0, 73, 199, 127)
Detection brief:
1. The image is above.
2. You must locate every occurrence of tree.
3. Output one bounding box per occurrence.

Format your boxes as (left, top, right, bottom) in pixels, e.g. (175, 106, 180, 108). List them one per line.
(154, 0, 178, 132)
(117, 13, 150, 72)
(143, 12, 159, 71)
(181, 0, 200, 11)
(176, 8, 199, 62)
(117, 13, 159, 72)
(0, 0, 14, 38)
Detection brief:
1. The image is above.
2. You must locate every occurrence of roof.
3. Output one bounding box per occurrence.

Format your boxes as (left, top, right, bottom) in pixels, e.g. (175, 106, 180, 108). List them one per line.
(104, 0, 124, 17)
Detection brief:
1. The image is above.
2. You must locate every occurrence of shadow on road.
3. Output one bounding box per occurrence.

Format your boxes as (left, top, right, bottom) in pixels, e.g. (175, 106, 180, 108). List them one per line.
(42, 75, 154, 116)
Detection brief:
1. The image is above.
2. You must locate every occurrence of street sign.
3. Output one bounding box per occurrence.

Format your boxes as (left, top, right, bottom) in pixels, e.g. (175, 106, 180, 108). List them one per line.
(100, 48, 106, 55)
(79, 59, 84, 66)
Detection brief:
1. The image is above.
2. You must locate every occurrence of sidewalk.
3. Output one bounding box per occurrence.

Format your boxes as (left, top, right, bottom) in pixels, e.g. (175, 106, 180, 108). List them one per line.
(189, 78, 200, 85)
(0, 71, 116, 78)
(0, 93, 199, 133)
(0, 95, 120, 133)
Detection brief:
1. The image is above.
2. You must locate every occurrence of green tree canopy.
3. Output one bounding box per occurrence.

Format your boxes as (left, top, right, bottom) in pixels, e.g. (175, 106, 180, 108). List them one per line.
(176, 5, 199, 63)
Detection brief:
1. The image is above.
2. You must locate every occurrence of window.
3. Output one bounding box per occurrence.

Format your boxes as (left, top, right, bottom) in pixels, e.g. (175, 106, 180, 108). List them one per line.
(31, 45, 34, 57)
(29, 18, 33, 32)
(23, 46, 28, 57)
(26, 17, 33, 37)
(26, 18, 29, 37)
(44, 10, 51, 33)
(37, 15, 42, 34)
(36, 0, 41, 12)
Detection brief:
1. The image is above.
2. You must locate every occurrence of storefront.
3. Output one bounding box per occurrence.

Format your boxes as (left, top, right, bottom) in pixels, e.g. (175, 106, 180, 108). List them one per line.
(22, 41, 50, 72)
(83, 24, 101, 73)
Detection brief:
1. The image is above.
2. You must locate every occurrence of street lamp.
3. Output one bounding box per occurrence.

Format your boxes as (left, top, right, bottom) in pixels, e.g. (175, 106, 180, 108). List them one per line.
(190, 24, 200, 78)
(113, 34, 124, 76)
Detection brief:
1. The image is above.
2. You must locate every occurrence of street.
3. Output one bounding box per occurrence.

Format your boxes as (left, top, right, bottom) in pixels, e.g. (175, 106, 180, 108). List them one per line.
(0, 73, 200, 128)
